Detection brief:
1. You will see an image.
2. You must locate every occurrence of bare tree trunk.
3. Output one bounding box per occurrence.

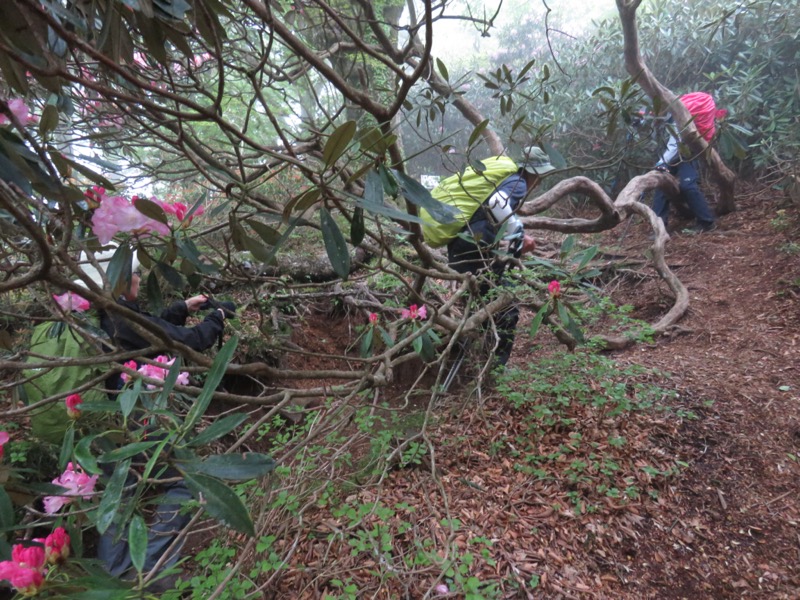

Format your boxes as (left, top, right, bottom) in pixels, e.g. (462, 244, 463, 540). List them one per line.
(616, 0, 737, 214)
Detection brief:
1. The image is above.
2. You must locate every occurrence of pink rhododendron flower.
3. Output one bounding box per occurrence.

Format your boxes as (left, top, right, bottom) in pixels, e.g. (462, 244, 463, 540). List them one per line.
(0, 431, 8, 461)
(548, 280, 561, 297)
(43, 462, 98, 514)
(84, 185, 106, 205)
(120, 359, 138, 383)
(11, 545, 45, 571)
(368, 312, 378, 324)
(138, 355, 189, 389)
(401, 304, 427, 320)
(0, 98, 32, 126)
(0, 563, 44, 596)
(65, 393, 82, 419)
(91, 194, 170, 244)
(53, 291, 90, 312)
(44, 527, 70, 565)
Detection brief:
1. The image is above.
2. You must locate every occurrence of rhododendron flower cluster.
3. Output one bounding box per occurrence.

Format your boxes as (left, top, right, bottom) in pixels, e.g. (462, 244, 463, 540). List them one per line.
(43, 528, 70, 565)
(43, 462, 98, 514)
(548, 280, 561, 297)
(0, 528, 70, 596)
(368, 312, 378, 324)
(89, 187, 205, 244)
(401, 304, 427, 320)
(65, 393, 82, 419)
(121, 355, 189, 389)
(0, 430, 8, 461)
(53, 291, 90, 312)
(0, 98, 34, 126)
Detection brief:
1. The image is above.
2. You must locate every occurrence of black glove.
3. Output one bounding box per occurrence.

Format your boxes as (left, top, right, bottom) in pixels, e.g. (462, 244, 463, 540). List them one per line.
(217, 301, 237, 318)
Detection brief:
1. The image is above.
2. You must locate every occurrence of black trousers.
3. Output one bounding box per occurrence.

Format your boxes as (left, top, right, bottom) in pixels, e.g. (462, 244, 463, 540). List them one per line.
(447, 235, 519, 366)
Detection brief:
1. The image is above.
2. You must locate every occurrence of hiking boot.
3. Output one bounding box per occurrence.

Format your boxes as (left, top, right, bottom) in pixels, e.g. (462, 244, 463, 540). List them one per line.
(683, 221, 717, 234)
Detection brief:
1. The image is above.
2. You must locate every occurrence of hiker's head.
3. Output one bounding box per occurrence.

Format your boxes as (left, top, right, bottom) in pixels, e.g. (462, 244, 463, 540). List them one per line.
(519, 145, 555, 189)
(76, 244, 141, 299)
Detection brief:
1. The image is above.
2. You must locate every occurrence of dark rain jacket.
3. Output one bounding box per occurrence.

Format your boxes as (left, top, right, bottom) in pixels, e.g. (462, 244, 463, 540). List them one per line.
(100, 298, 224, 354)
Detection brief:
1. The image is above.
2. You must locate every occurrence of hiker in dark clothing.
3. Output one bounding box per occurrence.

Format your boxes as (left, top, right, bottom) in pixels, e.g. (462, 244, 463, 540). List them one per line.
(77, 247, 235, 588)
(447, 146, 554, 365)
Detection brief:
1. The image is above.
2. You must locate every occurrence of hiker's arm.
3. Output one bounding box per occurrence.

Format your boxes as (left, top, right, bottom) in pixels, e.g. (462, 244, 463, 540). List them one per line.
(158, 301, 191, 326)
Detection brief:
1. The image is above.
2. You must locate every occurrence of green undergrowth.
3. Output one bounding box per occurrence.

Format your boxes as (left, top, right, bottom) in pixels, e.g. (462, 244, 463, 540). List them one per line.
(167, 346, 694, 599)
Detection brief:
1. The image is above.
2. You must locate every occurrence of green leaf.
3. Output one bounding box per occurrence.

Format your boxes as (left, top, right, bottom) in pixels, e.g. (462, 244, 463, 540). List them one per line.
(187, 413, 249, 447)
(106, 244, 133, 293)
(320, 207, 351, 280)
(178, 453, 276, 481)
(378, 163, 398, 197)
(350, 206, 365, 245)
(145, 271, 164, 314)
(155, 261, 185, 289)
(249, 220, 281, 246)
(529, 303, 549, 338)
(282, 187, 320, 223)
(436, 57, 449, 81)
(467, 118, 490, 149)
(73, 434, 102, 475)
(559, 235, 575, 259)
(574, 245, 599, 271)
(0, 487, 14, 530)
(323, 120, 357, 169)
(118, 379, 141, 419)
(95, 459, 131, 535)
(133, 197, 169, 225)
(38, 104, 60, 137)
(392, 170, 458, 224)
(229, 214, 247, 251)
(128, 515, 148, 573)
(98, 441, 160, 463)
(59, 426, 75, 470)
(360, 326, 373, 358)
(181, 336, 238, 435)
(363, 169, 383, 205)
(182, 472, 255, 536)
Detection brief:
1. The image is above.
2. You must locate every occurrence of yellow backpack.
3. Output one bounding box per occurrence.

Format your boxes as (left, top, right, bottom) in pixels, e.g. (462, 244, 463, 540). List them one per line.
(420, 156, 519, 247)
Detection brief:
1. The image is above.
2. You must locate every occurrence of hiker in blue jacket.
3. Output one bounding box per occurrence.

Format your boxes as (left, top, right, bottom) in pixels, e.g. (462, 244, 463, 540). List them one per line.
(447, 146, 555, 365)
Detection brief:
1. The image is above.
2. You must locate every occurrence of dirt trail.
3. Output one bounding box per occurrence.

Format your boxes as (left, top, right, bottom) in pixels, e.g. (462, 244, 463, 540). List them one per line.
(595, 188, 800, 598)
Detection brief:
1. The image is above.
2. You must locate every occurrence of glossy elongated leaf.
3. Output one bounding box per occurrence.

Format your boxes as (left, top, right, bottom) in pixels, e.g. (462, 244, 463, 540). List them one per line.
(98, 441, 160, 463)
(181, 336, 238, 435)
(378, 163, 398, 197)
(320, 207, 350, 280)
(39, 104, 59, 137)
(178, 453, 276, 481)
(182, 472, 254, 536)
(0, 486, 14, 530)
(59, 426, 75, 470)
(118, 378, 141, 419)
(145, 271, 164, 314)
(529, 303, 550, 338)
(59, 155, 116, 189)
(363, 169, 383, 205)
(106, 244, 133, 293)
(467, 118, 490, 148)
(352, 193, 425, 224)
(133, 197, 169, 224)
(350, 206, 365, 245)
(73, 434, 102, 475)
(176, 238, 217, 274)
(187, 413, 249, 447)
(155, 261, 185, 289)
(323, 121, 356, 168)
(436, 57, 449, 81)
(249, 220, 281, 245)
(96, 459, 131, 535)
(128, 515, 147, 573)
(282, 187, 320, 223)
(243, 234, 272, 262)
(393, 170, 458, 224)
